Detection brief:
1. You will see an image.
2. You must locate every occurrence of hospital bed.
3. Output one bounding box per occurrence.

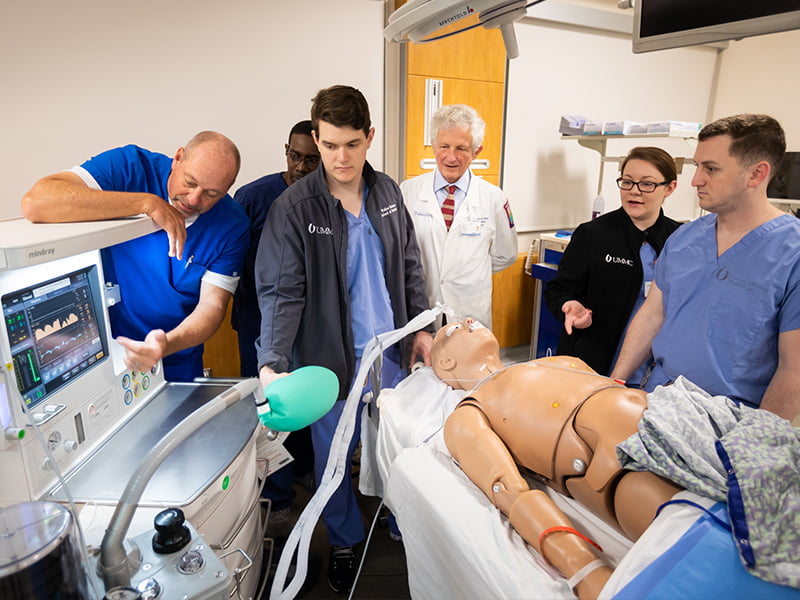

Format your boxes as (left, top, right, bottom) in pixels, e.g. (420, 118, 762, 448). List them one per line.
(358, 363, 800, 600)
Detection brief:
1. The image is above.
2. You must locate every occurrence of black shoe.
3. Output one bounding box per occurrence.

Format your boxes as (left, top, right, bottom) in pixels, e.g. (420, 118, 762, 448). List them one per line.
(328, 545, 357, 593)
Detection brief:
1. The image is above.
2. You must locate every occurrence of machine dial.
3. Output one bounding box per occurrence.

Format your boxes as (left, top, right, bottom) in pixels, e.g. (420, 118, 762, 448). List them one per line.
(48, 431, 62, 450)
(136, 577, 162, 600)
(178, 549, 205, 574)
(102, 587, 142, 600)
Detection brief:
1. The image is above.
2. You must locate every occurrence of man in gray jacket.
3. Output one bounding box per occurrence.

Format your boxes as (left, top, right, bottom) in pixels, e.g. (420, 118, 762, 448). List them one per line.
(255, 85, 432, 593)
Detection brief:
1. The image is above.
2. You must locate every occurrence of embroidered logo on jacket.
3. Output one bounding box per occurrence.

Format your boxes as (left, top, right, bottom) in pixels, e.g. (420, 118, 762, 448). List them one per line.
(308, 223, 333, 235)
(380, 203, 398, 218)
(605, 254, 634, 266)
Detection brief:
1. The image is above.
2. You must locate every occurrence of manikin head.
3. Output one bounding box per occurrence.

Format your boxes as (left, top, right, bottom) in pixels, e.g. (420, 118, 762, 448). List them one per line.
(431, 318, 505, 390)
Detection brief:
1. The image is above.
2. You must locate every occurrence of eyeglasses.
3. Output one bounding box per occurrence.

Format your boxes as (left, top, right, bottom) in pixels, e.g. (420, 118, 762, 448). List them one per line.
(286, 150, 320, 168)
(616, 178, 670, 193)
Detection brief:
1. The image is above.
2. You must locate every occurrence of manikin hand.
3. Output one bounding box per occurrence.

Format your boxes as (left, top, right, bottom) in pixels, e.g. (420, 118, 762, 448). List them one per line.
(562, 300, 593, 335)
(117, 329, 169, 372)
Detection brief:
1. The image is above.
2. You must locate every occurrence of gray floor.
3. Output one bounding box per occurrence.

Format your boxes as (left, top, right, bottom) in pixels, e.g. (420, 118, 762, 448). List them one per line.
(261, 344, 531, 600)
(261, 479, 411, 599)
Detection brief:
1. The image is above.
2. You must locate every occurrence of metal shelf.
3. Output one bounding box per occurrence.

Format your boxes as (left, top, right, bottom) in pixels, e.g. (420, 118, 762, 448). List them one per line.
(563, 134, 698, 195)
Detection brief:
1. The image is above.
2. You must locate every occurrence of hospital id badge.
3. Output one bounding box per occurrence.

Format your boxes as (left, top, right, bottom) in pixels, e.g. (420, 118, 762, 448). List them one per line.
(461, 221, 481, 236)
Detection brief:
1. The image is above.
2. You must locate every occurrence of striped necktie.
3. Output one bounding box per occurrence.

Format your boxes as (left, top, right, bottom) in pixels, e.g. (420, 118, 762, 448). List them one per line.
(442, 185, 456, 231)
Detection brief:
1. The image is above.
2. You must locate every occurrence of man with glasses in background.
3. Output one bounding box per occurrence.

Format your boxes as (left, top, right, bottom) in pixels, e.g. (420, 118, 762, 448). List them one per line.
(232, 120, 320, 376)
(232, 120, 320, 541)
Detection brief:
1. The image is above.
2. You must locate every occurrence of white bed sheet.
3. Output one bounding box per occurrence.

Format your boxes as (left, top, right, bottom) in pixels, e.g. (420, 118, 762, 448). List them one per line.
(359, 367, 708, 600)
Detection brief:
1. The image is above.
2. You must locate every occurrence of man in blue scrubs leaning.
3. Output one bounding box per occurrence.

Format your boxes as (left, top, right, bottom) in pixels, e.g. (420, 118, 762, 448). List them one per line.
(611, 114, 800, 422)
(255, 85, 432, 593)
(21, 131, 249, 382)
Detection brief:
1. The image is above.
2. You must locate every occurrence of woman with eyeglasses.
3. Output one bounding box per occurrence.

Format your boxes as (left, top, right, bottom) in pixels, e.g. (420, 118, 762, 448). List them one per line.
(544, 146, 681, 386)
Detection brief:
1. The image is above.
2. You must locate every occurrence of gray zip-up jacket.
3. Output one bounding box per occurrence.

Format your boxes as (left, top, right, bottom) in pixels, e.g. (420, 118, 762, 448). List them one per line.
(255, 162, 431, 399)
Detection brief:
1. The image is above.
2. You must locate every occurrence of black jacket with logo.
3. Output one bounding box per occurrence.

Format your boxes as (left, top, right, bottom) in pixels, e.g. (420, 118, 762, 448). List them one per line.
(254, 162, 431, 398)
(544, 207, 681, 376)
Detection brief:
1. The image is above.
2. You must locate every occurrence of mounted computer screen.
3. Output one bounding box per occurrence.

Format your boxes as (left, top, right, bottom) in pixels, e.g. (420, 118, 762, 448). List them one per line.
(633, 0, 800, 54)
(2, 264, 110, 409)
(768, 152, 800, 202)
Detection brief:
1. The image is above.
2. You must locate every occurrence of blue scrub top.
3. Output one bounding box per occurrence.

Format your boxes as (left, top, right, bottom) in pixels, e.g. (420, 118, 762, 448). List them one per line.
(345, 185, 395, 357)
(612, 242, 657, 386)
(647, 213, 800, 405)
(81, 145, 249, 381)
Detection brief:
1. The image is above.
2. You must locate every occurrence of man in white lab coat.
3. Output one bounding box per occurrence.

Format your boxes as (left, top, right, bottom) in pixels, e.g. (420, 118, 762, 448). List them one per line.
(400, 104, 517, 329)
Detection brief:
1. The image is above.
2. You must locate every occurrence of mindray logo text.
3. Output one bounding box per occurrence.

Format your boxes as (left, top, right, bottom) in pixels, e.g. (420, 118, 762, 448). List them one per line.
(438, 5, 474, 27)
(308, 223, 333, 235)
(29, 247, 56, 258)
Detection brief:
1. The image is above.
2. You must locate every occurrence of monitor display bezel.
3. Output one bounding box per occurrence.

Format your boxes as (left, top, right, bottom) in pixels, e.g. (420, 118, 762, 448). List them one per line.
(2, 263, 110, 410)
(632, 0, 800, 54)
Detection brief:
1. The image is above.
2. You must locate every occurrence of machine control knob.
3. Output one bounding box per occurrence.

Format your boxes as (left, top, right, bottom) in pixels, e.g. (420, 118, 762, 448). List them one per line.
(103, 586, 142, 600)
(41, 457, 54, 472)
(63, 439, 78, 452)
(136, 577, 162, 600)
(152, 508, 191, 554)
(178, 549, 205, 574)
(3, 427, 25, 442)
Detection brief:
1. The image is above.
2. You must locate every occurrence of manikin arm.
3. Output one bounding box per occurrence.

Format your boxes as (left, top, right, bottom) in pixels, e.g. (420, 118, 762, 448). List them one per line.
(444, 405, 611, 600)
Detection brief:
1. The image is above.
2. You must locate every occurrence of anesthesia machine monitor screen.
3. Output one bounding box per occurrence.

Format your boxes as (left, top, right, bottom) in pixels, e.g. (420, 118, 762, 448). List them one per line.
(2, 265, 109, 410)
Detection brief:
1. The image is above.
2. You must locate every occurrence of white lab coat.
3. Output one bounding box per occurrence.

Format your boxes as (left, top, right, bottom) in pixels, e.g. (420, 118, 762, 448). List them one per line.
(401, 171, 517, 329)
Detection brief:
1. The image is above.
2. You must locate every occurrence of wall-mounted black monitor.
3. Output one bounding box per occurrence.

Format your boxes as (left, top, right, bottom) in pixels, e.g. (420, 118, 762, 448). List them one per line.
(633, 0, 800, 54)
(768, 152, 800, 202)
(2, 265, 109, 410)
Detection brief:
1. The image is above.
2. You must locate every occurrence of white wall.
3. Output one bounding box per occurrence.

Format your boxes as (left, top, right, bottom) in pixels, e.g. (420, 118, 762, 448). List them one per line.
(0, 0, 386, 219)
(501, 7, 800, 253)
(711, 29, 800, 149)
(503, 14, 717, 240)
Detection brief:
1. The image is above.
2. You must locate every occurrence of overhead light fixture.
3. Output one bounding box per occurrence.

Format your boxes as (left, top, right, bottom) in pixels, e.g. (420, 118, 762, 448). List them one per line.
(384, 0, 535, 59)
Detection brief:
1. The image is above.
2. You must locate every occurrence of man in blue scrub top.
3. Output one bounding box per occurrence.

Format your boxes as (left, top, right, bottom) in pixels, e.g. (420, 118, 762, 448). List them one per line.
(21, 131, 249, 382)
(255, 85, 432, 593)
(611, 114, 800, 422)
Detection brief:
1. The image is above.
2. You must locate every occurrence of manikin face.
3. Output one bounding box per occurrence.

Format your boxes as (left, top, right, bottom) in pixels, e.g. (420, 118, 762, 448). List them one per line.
(431, 318, 500, 384)
(167, 143, 236, 219)
(691, 134, 752, 215)
(284, 133, 321, 185)
(618, 159, 676, 228)
(313, 121, 375, 188)
(434, 126, 482, 184)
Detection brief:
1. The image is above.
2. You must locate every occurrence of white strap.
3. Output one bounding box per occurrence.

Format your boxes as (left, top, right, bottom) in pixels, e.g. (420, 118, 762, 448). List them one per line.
(567, 558, 606, 590)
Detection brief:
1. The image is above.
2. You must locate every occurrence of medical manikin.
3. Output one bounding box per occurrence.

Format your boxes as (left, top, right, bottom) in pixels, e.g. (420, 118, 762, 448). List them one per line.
(435, 319, 682, 600)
